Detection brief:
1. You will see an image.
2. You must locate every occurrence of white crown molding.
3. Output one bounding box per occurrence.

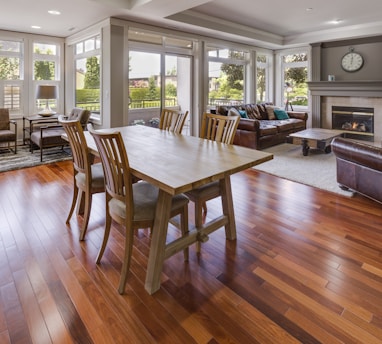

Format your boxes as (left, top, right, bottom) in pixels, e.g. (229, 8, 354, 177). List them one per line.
(285, 21, 382, 46)
(166, 10, 284, 48)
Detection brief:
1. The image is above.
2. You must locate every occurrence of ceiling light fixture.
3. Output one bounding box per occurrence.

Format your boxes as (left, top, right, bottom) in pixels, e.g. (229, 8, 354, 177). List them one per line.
(31, 25, 41, 29)
(48, 10, 61, 15)
(331, 19, 342, 24)
(306, 7, 313, 12)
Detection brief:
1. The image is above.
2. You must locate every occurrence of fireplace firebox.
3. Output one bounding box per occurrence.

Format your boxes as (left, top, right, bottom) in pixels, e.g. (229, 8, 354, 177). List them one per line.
(332, 106, 374, 141)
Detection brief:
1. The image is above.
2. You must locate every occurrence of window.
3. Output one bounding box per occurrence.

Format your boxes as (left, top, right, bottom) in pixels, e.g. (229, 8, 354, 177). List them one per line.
(74, 35, 101, 116)
(256, 54, 269, 102)
(207, 47, 247, 107)
(281, 52, 308, 110)
(128, 29, 193, 132)
(33, 42, 60, 113)
(0, 39, 23, 113)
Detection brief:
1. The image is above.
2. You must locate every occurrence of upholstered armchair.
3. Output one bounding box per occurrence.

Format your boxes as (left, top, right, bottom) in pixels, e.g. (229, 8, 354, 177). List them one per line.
(30, 108, 90, 161)
(0, 108, 17, 154)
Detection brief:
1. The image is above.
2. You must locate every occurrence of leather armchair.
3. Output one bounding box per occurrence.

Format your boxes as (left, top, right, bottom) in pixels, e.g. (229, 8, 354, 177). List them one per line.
(0, 108, 17, 153)
(332, 137, 382, 203)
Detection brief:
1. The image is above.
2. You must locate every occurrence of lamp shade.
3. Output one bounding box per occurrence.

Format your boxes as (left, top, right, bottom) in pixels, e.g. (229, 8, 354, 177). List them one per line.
(36, 85, 58, 116)
(36, 85, 58, 100)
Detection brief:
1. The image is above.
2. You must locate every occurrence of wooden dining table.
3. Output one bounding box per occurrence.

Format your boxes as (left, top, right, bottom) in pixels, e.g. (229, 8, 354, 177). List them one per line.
(74, 125, 273, 294)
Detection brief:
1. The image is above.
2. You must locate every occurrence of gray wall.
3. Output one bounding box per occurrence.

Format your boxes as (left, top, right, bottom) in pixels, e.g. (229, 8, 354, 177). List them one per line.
(319, 36, 382, 81)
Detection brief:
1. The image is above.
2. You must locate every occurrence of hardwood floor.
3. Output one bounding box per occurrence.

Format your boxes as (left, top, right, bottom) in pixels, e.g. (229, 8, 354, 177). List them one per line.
(1, 160, 382, 343)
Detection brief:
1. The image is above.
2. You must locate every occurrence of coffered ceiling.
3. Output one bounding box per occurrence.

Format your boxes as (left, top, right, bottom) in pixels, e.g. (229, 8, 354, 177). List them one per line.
(2, 0, 382, 48)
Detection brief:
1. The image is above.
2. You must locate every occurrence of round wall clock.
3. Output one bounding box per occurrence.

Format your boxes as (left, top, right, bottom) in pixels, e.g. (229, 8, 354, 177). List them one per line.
(341, 49, 364, 72)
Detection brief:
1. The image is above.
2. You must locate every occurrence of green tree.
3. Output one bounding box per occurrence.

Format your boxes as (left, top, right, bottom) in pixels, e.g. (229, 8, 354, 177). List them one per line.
(256, 55, 266, 102)
(34, 48, 54, 80)
(221, 63, 243, 91)
(165, 83, 177, 97)
(166, 66, 176, 76)
(84, 57, 100, 89)
(284, 53, 307, 85)
(0, 57, 19, 80)
(34, 61, 54, 80)
(148, 76, 159, 99)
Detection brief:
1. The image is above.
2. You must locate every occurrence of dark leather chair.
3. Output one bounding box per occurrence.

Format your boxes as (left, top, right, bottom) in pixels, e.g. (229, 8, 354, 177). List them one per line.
(30, 108, 90, 161)
(332, 137, 382, 203)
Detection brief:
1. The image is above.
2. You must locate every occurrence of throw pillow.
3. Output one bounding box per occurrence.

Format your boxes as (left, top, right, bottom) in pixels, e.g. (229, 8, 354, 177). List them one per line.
(265, 105, 277, 120)
(228, 107, 241, 117)
(274, 108, 290, 120)
(238, 110, 248, 118)
(258, 103, 273, 119)
(216, 105, 228, 116)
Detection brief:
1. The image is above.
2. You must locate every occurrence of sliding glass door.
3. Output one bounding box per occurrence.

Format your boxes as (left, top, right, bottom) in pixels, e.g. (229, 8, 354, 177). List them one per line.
(165, 54, 192, 134)
(128, 50, 192, 134)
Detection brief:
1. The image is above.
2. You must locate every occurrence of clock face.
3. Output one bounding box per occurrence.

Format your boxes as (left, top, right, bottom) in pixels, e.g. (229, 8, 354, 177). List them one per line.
(341, 52, 364, 72)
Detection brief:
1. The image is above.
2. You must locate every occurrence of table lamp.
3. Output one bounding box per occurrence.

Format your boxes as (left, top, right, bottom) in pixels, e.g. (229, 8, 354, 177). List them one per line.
(36, 85, 57, 116)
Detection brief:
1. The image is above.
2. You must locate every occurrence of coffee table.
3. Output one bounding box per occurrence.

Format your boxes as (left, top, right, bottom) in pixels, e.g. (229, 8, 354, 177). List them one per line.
(288, 128, 345, 156)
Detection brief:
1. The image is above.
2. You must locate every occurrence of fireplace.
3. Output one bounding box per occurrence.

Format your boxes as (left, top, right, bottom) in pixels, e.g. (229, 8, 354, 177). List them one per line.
(332, 106, 374, 141)
(307, 81, 382, 144)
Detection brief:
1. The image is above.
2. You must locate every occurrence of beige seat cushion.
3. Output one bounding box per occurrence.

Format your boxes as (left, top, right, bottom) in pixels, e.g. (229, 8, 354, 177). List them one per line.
(75, 163, 105, 189)
(30, 128, 67, 147)
(109, 181, 189, 222)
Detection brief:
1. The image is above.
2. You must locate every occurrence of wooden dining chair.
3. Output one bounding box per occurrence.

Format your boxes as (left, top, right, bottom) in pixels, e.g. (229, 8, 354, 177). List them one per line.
(88, 125, 190, 294)
(59, 116, 105, 241)
(159, 108, 189, 134)
(185, 112, 240, 252)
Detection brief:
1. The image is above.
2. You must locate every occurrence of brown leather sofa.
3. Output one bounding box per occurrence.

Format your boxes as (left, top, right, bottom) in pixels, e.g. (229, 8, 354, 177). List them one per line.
(215, 103, 308, 150)
(332, 137, 382, 203)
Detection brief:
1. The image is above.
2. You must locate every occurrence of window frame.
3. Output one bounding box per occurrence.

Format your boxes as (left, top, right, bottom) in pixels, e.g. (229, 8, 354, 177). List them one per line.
(206, 44, 250, 108)
(0, 38, 24, 115)
(73, 34, 102, 120)
(32, 40, 61, 114)
(278, 48, 309, 111)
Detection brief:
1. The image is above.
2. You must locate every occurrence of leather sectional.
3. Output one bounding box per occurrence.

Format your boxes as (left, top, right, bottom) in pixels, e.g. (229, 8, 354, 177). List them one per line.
(215, 103, 308, 150)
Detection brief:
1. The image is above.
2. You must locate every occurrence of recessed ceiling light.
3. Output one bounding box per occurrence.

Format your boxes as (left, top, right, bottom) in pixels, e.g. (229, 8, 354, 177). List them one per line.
(306, 7, 313, 12)
(48, 10, 61, 15)
(31, 25, 41, 29)
(331, 19, 342, 24)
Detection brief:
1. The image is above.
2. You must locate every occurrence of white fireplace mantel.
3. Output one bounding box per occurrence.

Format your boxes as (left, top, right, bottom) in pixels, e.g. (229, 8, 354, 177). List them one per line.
(307, 81, 382, 143)
(308, 81, 382, 97)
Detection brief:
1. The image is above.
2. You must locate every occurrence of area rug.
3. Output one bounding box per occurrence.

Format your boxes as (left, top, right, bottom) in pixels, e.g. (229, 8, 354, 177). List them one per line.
(253, 143, 354, 197)
(0, 145, 72, 173)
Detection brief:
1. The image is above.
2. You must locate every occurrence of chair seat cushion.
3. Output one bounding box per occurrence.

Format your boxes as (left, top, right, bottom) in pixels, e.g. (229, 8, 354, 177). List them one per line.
(75, 163, 105, 190)
(0, 130, 16, 142)
(186, 181, 220, 201)
(30, 128, 67, 147)
(109, 181, 189, 222)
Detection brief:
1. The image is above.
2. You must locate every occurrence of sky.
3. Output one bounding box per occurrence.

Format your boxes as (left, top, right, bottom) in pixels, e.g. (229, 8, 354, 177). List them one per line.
(129, 51, 177, 78)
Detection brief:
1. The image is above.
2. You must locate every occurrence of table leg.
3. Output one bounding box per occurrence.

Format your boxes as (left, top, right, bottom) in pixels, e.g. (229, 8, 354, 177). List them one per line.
(301, 139, 310, 156)
(220, 176, 237, 240)
(145, 190, 172, 294)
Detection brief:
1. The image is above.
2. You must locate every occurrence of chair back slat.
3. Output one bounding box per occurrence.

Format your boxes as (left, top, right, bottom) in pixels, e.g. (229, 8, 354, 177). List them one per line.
(89, 128, 134, 208)
(200, 112, 240, 144)
(159, 109, 189, 134)
(59, 117, 90, 174)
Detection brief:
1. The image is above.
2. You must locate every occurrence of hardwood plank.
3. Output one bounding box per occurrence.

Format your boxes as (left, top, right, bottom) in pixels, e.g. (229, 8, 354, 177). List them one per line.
(1, 160, 382, 342)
